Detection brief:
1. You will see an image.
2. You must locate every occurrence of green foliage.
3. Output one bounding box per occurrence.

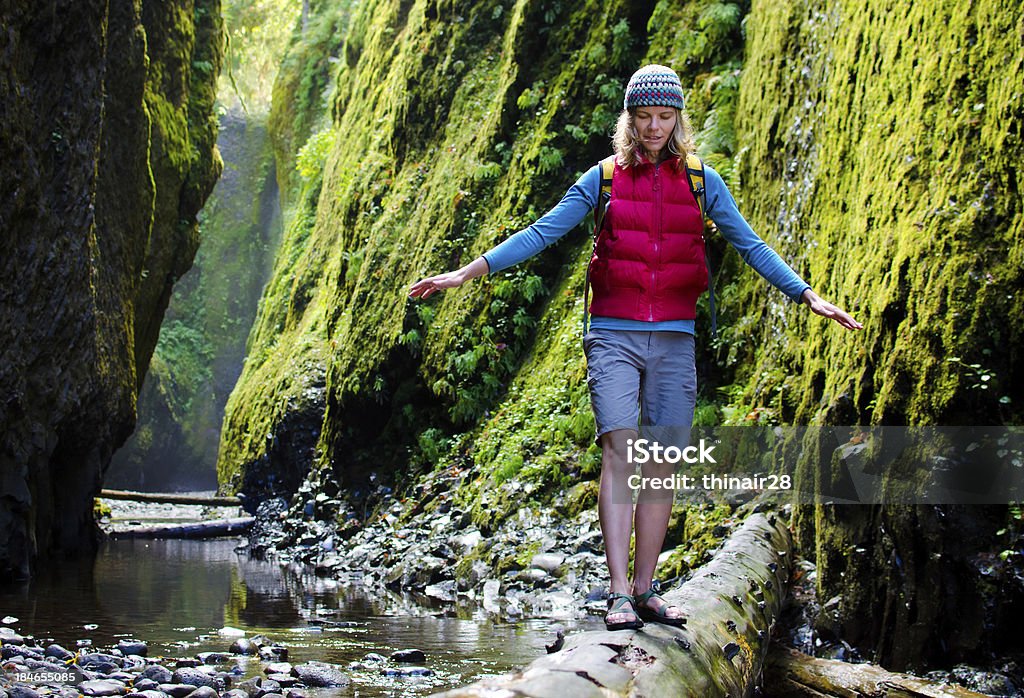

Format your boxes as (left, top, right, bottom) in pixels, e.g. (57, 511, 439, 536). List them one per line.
(296, 128, 336, 179)
(219, 0, 302, 112)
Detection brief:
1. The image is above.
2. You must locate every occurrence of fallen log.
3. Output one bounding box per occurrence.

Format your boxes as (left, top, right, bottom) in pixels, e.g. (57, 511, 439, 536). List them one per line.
(763, 647, 989, 698)
(107, 517, 254, 539)
(99, 489, 241, 506)
(431, 511, 793, 698)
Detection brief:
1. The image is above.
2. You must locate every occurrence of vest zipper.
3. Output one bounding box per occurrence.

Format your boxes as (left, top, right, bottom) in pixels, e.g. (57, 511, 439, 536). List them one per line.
(650, 163, 662, 322)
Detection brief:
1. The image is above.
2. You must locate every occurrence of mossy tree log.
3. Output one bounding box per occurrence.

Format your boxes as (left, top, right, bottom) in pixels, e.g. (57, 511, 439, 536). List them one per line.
(432, 513, 792, 698)
(764, 647, 988, 698)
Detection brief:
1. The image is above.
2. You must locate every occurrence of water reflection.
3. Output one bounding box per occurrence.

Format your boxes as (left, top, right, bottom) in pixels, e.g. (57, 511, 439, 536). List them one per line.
(0, 539, 576, 696)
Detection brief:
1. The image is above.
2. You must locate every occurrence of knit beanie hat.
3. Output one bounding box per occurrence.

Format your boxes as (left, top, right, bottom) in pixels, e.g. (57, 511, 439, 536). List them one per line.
(623, 64, 685, 110)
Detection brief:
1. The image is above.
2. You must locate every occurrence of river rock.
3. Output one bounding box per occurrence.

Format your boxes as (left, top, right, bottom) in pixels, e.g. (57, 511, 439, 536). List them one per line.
(284, 690, 305, 698)
(222, 690, 248, 698)
(77, 680, 127, 696)
(262, 662, 292, 675)
(362, 653, 386, 663)
(0, 627, 26, 645)
(2, 645, 43, 661)
(132, 679, 159, 692)
(228, 639, 255, 655)
(236, 677, 280, 698)
(157, 685, 196, 698)
(174, 659, 201, 669)
(389, 649, 425, 663)
(140, 665, 173, 684)
(8, 688, 41, 698)
(399, 666, 433, 676)
(125, 691, 168, 698)
(196, 652, 231, 665)
(185, 687, 219, 698)
(45, 644, 75, 661)
(117, 641, 147, 657)
(263, 674, 295, 688)
(289, 662, 349, 687)
(257, 645, 287, 661)
(530, 553, 565, 574)
(171, 667, 219, 689)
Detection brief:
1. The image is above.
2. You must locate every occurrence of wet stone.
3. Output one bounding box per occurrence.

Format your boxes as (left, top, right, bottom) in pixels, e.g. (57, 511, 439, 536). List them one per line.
(132, 679, 159, 692)
(262, 662, 292, 676)
(263, 674, 295, 688)
(171, 668, 219, 689)
(45, 644, 75, 661)
(284, 690, 306, 698)
(257, 646, 287, 662)
(2, 646, 43, 661)
(362, 653, 386, 663)
(140, 666, 173, 684)
(126, 691, 168, 698)
(237, 677, 280, 698)
(186, 687, 219, 698)
(196, 652, 231, 665)
(8, 688, 41, 698)
(158, 685, 197, 698)
(0, 627, 26, 645)
(222, 690, 248, 698)
(389, 649, 425, 663)
(399, 666, 433, 677)
(77, 680, 127, 696)
(80, 654, 124, 670)
(117, 641, 147, 658)
(174, 659, 201, 669)
(228, 639, 255, 656)
(289, 662, 349, 688)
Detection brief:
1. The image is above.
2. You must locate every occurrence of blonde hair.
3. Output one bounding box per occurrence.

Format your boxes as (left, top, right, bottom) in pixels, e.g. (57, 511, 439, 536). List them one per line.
(612, 107, 696, 170)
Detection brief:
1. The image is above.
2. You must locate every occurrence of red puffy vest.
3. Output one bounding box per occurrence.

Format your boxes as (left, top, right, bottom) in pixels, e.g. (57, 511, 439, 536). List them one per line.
(588, 157, 707, 321)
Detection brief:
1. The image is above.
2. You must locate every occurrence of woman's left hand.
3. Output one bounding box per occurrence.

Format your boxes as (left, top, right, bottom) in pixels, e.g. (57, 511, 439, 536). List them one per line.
(801, 289, 863, 330)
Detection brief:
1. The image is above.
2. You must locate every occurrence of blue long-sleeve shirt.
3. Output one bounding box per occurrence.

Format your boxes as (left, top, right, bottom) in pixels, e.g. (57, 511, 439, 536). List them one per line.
(482, 162, 810, 334)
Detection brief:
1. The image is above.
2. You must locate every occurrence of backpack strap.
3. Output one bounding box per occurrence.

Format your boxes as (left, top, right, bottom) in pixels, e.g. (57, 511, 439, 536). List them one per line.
(684, 153, 717, 338)
(583, 156, 616, 335)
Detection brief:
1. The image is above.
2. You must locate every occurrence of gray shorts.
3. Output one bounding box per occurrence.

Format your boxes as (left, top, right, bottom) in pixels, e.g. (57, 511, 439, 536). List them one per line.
(583, 329, 697, 445)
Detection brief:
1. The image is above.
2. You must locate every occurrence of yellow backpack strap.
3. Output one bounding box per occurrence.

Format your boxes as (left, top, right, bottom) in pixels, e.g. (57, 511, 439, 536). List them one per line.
(684, 153, 717, 337)
(585, 156, 617, 335)
(685, 153, 706, 220)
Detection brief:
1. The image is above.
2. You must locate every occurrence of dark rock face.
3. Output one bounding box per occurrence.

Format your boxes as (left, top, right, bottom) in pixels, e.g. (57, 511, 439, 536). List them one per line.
(0, 0, 223, 579)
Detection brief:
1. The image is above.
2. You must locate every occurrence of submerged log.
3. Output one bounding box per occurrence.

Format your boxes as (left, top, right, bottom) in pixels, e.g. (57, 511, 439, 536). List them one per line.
(108, 517, 254, 539)
(764, 647, 989, 698)
(99, 489, 241, 506)
(432, 512, 793, 698)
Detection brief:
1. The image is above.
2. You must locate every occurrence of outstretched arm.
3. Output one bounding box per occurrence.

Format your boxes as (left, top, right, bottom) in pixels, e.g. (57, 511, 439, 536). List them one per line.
(800, 288, 862, 330)
(408, 256, 489, 300)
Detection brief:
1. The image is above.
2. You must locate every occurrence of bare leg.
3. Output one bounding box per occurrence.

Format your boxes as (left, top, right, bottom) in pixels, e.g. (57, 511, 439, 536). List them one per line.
(632, 456, 684, 620)
(599, 429, 638, 625)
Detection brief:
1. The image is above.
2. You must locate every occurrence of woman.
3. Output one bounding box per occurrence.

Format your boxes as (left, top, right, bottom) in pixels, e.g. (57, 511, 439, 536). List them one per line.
(410, 64, 861, 630)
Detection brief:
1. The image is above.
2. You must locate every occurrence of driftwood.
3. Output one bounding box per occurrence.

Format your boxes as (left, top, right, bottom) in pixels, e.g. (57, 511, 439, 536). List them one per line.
(432, 512, 793, 698)
(764, 647, 989, 698)
(108, 517, 254, 539)
(99, 489, 241, 506)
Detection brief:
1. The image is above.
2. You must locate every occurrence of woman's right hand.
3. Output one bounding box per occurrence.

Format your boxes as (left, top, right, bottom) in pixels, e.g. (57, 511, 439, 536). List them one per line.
(408, 269, 466, 299)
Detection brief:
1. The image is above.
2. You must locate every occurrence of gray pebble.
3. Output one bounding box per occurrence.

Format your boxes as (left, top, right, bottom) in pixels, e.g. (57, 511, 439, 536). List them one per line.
(284, 691, 305, 698)
(196, 652, 231, 665)
(132, 679, 159, 692)
(228, 639, 254, 656)
(236, 677, 280, 698)
(77, 680, 127, 696)
(8, 688, 40, 698)
(0, 627, 26, 646)
(140, 666, 173, 684)
(126, 692, 170, 698)
(117, 641, 147, 658)
(45, 645, 75, 661)
(157, 686, 197, 698)
(289, 662, 349, 688)
(262, 663, 291, 676)
(170, 668, 219, 689)
(399, 666, 433, 676)
(389, 649, 425, 663)
(362, 652, 387, 663)
(187, 688, 219, 698)
(222, 691, 248, 698)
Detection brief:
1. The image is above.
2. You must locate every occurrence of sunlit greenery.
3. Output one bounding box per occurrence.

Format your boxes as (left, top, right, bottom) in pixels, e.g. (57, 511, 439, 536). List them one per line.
(219, 0, 302, 113)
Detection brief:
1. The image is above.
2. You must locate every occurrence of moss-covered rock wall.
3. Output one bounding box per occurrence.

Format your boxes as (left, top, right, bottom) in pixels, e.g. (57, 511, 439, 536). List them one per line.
(218, 0, 1022, 670)
(0, 0, 223, 578)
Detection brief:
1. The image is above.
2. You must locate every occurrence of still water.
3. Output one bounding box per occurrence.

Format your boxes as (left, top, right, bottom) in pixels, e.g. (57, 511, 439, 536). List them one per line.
(0, 538, 578, 696)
